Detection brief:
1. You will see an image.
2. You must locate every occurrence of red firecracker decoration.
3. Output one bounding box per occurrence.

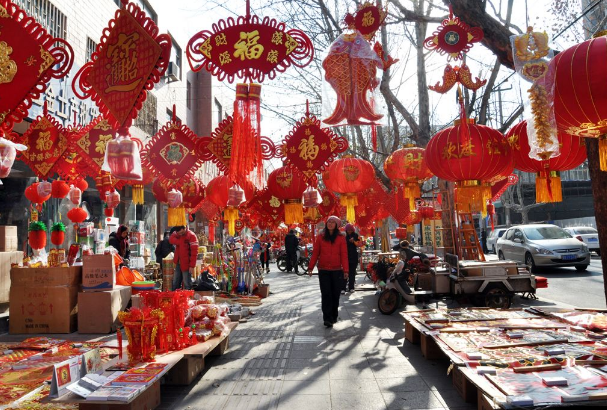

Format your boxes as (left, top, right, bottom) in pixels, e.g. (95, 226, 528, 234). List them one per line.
(506, 120, 586, 203)
(0, 0, 74, 132)
(267, 166, 308, 224)
(551, 32, 607, 170)
(50, 222, 66, 246)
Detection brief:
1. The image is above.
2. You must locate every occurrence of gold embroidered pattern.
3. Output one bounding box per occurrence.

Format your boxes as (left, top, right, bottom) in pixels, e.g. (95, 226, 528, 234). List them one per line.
(0, 41, 17, 84)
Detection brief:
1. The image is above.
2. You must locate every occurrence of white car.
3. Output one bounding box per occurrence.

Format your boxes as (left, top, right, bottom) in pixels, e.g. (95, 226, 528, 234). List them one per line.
(486, 228, 508, 254)
(564, 227, 600, 256)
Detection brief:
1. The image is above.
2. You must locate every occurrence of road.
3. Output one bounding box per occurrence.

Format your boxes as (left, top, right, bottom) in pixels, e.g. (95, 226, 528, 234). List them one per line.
(531, 255, 606, 309)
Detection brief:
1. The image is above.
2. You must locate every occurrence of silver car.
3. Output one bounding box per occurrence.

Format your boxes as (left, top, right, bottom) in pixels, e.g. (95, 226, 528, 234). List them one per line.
(564, 227, 600, 256)
(496, 224, 590, 272)
(486, 228, 508, 254)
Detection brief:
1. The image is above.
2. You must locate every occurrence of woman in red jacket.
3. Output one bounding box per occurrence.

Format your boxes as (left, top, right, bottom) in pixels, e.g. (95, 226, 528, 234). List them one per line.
(307, 215, 348, 328)
(169, 225, 199, 290)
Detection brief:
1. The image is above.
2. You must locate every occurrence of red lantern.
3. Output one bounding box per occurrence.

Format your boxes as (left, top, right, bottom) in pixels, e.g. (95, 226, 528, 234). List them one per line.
(37, 181, 52, 198)
(206, 175, 231, 208)
(51, 180, 70, 199)
(67, 207, 88, 223)
(323, 156, 375, 222)
(267, 166, 308, 224)
(506, 120, 586, 203)
(395, 227, 408, 239)
(74, 178, 88, 192)
(25, 183, 51, 204)
(551, 33, 607, 169)
(418, 204, 435, 220)
(50, 222, 66, 246)
(426, 119, 511, 213)
(384, 145, 433, 210)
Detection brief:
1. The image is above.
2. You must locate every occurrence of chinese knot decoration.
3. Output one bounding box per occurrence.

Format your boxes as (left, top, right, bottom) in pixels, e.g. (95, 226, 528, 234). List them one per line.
(0, 0, 74, 132)
(73, 117, 117, 176)
(18, 106, 68, 180)
(343, 2, 387, 41)
(423, 6, 483, 61)
(72, 0, 171, 133)
(141, 107, 203, 187)
(186, 3, 313, 83)
(551, 31, 607, 170)
(281, 102, 348, 186)
(511, 27, 558, 161)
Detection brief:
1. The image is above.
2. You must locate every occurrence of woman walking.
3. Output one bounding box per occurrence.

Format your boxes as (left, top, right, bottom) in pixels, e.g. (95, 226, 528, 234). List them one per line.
(307, 215, 348, 328)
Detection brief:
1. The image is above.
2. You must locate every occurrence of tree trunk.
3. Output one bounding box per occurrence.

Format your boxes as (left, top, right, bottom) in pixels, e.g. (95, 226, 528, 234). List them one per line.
(414, 0, 431, 145)
(505, 206, 511, 226)
(586, 138, 607, 306)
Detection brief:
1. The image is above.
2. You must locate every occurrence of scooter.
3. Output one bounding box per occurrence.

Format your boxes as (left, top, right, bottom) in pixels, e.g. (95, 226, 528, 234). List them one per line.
(276, 247, 310, 274)
(377, 257, 432, 315)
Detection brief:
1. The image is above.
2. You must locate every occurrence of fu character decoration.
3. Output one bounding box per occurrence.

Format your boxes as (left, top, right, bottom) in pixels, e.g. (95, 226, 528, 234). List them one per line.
(72, 0, 171, 181)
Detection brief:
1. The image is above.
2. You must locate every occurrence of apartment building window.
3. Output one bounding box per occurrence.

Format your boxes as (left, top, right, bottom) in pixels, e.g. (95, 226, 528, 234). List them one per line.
(214, 98, 222, 124)
(86, 37, 97, 62)
(186, 81, 191, 109)
(114, 0, 121, 6)
(167, 35, 182, 82)
(14, 0, 67, 40)
(561, 161, 590, 181)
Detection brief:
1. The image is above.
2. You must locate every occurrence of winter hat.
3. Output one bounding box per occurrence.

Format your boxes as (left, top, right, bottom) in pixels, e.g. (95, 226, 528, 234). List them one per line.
(326, 215, 342, 228)
(345, 223, 355, 232)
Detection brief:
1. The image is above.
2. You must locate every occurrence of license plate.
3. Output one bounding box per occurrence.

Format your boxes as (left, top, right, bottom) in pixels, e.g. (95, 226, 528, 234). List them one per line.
(562, 254, 576, 261)
(589, 238, 598, 242)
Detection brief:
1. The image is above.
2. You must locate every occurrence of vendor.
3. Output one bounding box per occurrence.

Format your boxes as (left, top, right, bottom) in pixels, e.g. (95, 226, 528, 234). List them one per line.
(109, 225, 130, 260)
(170, 225, 199, 290)
(155, 230, 175, 262)
(392, 239, 427, 265)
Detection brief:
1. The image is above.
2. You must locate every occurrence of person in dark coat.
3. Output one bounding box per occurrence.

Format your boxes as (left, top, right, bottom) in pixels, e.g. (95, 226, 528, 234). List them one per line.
(392, 240, 426, 264)
(343, 223, 361, 293)
(259, 236, 272, 273)
(284, 229, 299, 273)
(155, 231, 175, 263)
(108, 225, 130, 260)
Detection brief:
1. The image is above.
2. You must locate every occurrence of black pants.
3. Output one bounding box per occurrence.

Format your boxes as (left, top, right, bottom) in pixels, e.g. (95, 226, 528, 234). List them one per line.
(342, 258, 357, 291)
(319, 270, 343, 323)
(260, 253, 270, 269)
(286, 252, 298, 272)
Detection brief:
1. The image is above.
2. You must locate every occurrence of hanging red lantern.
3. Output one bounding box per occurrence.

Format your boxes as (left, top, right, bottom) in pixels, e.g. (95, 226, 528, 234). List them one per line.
(426, 119, 511, 214)
(28, 221, 47, 250)
(317, 189, 339, 218)
(551, 32, 607, 170)
(206, 175, 231, 208)
(323, 156, 375, 222)
(37, 181, 52, 199)
(383, 145, 433, 210)
(50, 222, 66, 246)
(267, 166, 308, 224)
(181, 178, 206, 214)
(25, 183, 51, 204)
(51, 180, 70, 199)
(418, 203, 435, 220)
(67, 207, 88, 223)
(506, 120, 586, 203)
(74, 177, 88, 192)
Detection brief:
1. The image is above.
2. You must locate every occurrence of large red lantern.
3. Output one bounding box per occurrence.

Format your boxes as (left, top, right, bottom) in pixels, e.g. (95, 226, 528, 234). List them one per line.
(506, 120, 586, 203)
(426, 119, 511, 213)
(25, 183, 51, 205)
(383, 145, 433, 209)
(51, 180, 70, 199)
(323, 156, 375, 222)
(551, 32, 607, 170)
(206, 175, 242, 236)
(267, 166, 308, 225)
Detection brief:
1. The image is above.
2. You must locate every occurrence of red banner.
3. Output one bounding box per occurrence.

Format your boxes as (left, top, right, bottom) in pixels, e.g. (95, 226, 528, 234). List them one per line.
(141, 120, 203, 187)
(72, 1, 171, 130)
(281, 110, 348, 186)
(187, 15, 313, 83)
(0, 0, 74, 131)
(73, 116, 117, 176)
(18, 114, 68, 180)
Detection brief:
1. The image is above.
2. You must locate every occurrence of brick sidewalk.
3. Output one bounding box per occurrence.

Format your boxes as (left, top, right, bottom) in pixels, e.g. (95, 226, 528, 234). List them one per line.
(157, 269, 475, 410)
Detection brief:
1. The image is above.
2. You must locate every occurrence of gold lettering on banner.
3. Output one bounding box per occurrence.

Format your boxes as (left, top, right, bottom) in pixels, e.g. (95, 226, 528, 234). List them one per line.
(284, 34, 297, 55)
(266, 50, 278, 64)
(200, 39, 212, 58)
(38, 46, 54, 75)
(362, 11, 375, 27)
(234, 30, 264, 60)
(222, 132, 232, 159)
(0, 5, 9, 18)
(403, 153, 422, 170)
(0, 41, 17, 84)
(508, 134, 520, 150)
(442, 141, 476, 159)
(96, 134, 113, 154)
(218, 51, 232, 65)
(215, 33, 227, 46)
(298, 135, 319, 161)
(269, 196, 281, 208)
(105, 32, 142, 93)
(272, 31, 283, 45)
(36, 131, 53, 151)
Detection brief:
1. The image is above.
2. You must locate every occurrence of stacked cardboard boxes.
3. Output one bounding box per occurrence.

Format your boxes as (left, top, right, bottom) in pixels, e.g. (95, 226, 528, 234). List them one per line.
(0, 251, 23, 305)
(0, 226, 18, 252)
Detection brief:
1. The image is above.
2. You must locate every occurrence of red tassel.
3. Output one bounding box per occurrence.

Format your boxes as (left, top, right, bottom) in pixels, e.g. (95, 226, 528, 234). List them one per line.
(457, 86, 470, 146)
(371, 125, 377, 152)
(208, 222, 215, 243)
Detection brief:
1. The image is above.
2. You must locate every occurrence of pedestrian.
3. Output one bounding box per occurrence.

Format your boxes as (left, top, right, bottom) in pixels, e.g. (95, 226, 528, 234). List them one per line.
(169, 225, 199, 290)
(343, 223, 361, 294)
(307, 215, 348, 328)
(154, 230, 175, 263)
(260, 236, 271, 273)
(284, 229, 299, 273)
(108, 225, 130, 260)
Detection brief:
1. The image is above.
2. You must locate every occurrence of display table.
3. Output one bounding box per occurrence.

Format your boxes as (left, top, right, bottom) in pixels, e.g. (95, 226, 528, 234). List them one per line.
(49, 322, 238, 409)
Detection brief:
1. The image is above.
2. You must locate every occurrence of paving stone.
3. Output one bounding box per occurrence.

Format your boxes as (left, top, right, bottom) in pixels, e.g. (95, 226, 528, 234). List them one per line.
(331, 392, 387, 410)
(277, 393, 331, 410)
(329, 378, 381, 394)
(282, 379, 331, 395)
(376, 376, 431, 393)
(381, 390, 446, 410)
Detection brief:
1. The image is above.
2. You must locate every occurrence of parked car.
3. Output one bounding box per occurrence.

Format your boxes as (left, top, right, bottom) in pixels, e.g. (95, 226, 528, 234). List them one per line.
(564, 227, 600, 256)
(486, 227, 508, 254)
(496, 224, 590, 272)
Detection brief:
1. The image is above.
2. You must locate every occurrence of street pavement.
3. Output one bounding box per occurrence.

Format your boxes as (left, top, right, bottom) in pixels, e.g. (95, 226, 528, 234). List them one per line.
(158, 268, 475, 410)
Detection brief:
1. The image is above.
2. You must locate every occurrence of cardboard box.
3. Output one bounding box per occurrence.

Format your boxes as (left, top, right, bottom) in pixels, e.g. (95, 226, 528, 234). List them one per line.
(452, 365, 477, 403)
(163, 356, 204, 385)
(10, 266, 82, 287)
(0, 226, 18, 251)
(78, 286, 131, 333)
(82, 254, 115, 292)
(0, 251, 23, 304)
(9, 286, 78, 334)
(256, 284, 270, 298)
(79, 380, 160, 410)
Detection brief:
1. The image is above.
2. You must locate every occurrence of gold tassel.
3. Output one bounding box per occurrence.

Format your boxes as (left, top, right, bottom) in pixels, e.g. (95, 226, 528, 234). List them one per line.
(340, 194, 358, 223)
(599, 136, 607, 171)
(284, 200, 304, 225)
(224, 207, 239, 236)
(304, 208, 320, 221)
(535, 171, 562, 203)
(132, 185, 144, 205)
(168, 207, 186, 226)
(456, 181, 487, 214)
(404, 183, 420, 210)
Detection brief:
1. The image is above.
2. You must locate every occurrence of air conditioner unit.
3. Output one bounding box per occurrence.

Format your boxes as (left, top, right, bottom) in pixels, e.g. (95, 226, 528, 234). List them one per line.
(167, 61, 179, 82)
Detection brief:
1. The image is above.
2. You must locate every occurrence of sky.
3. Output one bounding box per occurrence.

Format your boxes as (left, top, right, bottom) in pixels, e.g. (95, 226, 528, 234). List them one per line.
(148, 0, 584, 144)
